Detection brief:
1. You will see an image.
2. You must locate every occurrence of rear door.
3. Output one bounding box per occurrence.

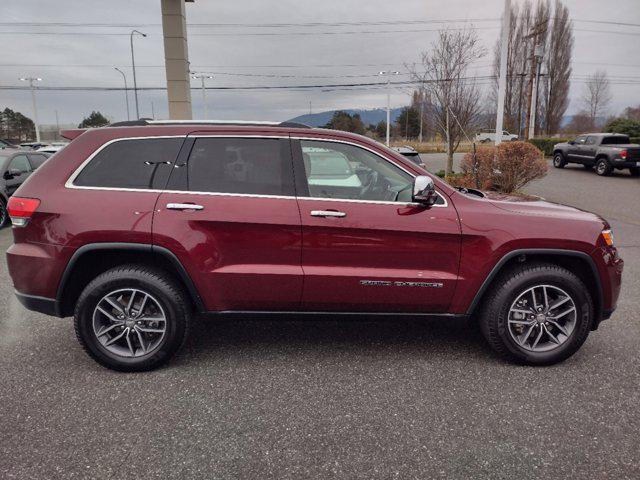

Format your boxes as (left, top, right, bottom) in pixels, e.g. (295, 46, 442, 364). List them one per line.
(293, 137, 461, 313)
(153, 134, 303, 312)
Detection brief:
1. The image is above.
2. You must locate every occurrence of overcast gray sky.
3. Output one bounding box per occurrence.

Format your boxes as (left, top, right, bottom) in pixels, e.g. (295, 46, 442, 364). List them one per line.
(2, 0, 639, 126)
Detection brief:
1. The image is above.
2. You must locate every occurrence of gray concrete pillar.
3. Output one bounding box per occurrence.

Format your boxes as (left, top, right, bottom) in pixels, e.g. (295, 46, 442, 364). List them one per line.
(161, 0, 192, 119)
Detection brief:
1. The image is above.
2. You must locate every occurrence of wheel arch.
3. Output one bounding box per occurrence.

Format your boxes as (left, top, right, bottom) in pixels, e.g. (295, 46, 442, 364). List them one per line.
(466, 249, 603, 329)
(57, 243, 205, 317)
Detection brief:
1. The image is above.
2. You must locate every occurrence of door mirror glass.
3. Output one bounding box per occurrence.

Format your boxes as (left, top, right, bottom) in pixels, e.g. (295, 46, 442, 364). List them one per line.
(412, 175, 438, 206)
(5, 168, 21, 179)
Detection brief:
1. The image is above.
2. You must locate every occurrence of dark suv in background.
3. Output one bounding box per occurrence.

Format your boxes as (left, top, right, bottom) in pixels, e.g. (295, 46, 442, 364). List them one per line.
(6, 121, 623, 371)
(553, 133, 640, 176)
(0, 150, 48, 227)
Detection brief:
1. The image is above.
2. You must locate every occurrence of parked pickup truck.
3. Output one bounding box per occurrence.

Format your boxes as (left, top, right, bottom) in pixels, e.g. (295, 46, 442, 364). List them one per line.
(553, 133, 640, 176)
(474, 130, 518, 143)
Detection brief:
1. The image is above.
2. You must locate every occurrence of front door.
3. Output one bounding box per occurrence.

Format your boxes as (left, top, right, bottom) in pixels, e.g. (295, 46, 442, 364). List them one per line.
(5, 154, 32, 196)
(153, 135, 303, 312)
(293, 138, 461, 313)
(568, 135, 587, 161)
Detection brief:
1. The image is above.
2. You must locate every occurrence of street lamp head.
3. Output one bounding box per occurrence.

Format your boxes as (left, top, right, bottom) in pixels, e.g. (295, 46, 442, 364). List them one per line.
(131, 29, 147, 37)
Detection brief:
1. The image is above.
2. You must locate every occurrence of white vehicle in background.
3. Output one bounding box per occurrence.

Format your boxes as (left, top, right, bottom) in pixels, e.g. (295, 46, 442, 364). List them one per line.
(36, 143, 67, 155)
(474, 130, 519, 143)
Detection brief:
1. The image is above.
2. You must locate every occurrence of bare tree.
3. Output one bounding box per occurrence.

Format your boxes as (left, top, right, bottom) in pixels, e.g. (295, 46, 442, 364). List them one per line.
(582, 70, 612, 128)
(541, 0, 573, 134)
(410, 28, 486, 174)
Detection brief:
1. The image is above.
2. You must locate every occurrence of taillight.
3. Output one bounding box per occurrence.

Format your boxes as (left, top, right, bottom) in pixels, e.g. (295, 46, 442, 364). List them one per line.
(7, 197, 40, 227)
(620, 149, 627, 160)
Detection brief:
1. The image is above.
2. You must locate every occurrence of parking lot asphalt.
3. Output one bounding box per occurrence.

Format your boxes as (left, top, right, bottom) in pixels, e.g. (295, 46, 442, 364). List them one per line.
(1, 155, 639, 479)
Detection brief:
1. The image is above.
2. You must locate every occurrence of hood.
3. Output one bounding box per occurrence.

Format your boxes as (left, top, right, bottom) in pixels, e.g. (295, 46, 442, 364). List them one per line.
(483, 191, 608, 226)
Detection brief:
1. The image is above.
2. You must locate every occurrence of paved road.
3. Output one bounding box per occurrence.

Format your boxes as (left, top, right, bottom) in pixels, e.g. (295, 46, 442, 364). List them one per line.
(1, 159, 639, 479)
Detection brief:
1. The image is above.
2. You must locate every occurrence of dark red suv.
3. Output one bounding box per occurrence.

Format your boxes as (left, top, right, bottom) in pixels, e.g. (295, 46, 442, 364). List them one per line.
(6, 121, 623, 371)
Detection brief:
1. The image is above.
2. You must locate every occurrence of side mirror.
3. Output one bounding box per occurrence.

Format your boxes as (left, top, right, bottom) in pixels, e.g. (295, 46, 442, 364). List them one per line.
(568, 140, 575, 145)
(4, 169, 21, 180)
(412, 175, 438, 206)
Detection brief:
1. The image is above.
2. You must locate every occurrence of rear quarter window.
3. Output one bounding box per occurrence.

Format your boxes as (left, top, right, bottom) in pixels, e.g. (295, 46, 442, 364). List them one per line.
(72, 137, 183, 189)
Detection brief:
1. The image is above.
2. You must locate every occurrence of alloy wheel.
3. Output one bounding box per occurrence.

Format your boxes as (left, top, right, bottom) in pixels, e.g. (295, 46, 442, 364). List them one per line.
(92, 288, 166, 358)
(507, 284, 577, 352)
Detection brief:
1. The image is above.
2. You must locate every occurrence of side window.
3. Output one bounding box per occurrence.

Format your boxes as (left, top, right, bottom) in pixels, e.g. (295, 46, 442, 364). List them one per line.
(585, 136, 597, 145)
(9, 154, 31, 174)
(28, 154, 48, 169)
(300, 140, 415, 202)
(574, 136, 587, 145)
(73, 138, 183, 189)
(184, 137, 294, 196)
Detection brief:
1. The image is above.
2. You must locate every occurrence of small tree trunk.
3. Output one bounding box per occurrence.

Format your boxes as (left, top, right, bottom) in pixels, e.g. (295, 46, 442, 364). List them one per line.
(445, 107, 453, 175)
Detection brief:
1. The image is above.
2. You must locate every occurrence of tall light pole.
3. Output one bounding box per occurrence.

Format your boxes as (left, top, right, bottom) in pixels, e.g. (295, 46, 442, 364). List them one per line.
(495, 0, 511, 145)
(130, 29, 147, 120)
(378, 71, 399, 146)
(114, 67, 130, 121)
(20, 77, 42, 142)
(528, 44, 544, 140)
(191, 73, 213, 119)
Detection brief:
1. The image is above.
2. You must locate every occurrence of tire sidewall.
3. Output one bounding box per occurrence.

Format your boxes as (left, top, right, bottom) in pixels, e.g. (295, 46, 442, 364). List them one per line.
(493, 269, 592, 365)
(596, 159, 609, 176)
(75, 272, 187, 371)
(553, 153, 564, 168)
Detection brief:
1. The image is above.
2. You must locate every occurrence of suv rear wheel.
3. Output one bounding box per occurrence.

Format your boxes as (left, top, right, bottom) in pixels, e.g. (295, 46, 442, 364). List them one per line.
(595, 158, 612, 176)
(552, 153, 566, 168)
(479, 263, 593, 365)
(74, 265, 190, 371)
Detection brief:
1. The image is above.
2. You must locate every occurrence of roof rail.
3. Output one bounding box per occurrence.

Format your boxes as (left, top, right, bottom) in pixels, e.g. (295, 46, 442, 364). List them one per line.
(109, 119, 312, 128)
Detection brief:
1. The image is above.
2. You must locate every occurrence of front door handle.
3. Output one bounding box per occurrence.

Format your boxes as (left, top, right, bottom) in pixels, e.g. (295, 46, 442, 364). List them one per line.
(310, 210, 346, 218)
(166, 203, 204, 211)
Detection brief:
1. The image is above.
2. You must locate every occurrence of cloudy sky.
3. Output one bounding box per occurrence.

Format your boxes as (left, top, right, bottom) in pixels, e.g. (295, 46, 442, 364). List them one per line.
(2, 0, 639, 127)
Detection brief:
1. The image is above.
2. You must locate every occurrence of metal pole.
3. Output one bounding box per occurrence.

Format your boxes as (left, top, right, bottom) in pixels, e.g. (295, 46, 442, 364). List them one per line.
(55, 110, 59, 140)
(495, 0, 510, 146)
(114, 67, 130, 121)
(445, 106, 451, 174)
(201, 77, 207, 119)
(130, 29, 146, 120)
(386, 76, 391, 146)
(529, 60, 542, 139)
(419, 88, 424, 143)
(151, 101, 155, 119)
(27, 78, 41, 142)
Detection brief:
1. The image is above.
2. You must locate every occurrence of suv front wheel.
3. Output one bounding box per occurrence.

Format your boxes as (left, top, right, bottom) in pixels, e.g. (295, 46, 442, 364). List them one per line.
(74, 265, 190, 371)
(552, 153, 566, 168)
(479, 263, 593, 365)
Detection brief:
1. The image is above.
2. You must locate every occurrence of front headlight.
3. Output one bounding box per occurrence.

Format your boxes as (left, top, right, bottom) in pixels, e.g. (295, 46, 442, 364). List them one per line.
(601, 229, 614, 247)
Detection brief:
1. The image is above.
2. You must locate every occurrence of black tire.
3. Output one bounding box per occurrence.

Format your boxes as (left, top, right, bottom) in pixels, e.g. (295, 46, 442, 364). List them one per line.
(0, 198, 7, 228)
(595, 158, 612, 176)
(74, 265, 191, 372)
(629, 167, 640, 177)
(479, 262, 593, 366)
(552, 153, 566, 168)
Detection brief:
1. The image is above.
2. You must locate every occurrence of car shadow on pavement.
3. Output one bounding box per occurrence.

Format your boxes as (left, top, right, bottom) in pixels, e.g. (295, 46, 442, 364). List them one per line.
(174, 314, 496, 365)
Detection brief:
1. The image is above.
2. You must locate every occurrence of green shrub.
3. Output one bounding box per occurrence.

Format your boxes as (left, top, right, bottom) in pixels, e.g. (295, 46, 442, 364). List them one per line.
(527, 138, 570, 156)
(604, 118, 640, 137)
(630, 137, 640, 144)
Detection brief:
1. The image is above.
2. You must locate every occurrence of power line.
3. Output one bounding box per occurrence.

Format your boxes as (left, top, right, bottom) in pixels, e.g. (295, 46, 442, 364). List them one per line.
(0, 18, 500, 28)
(0, 26, 499, 37)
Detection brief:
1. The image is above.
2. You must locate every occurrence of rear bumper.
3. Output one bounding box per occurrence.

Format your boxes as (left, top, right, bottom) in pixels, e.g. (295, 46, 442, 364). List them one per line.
(611, 159, 639, 168)
(14, 291, 62, 317)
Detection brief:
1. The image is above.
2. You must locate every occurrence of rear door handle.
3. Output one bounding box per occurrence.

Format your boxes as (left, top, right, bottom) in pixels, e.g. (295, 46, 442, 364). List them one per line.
(310, 210, 346, 218)
(166, 203, 204, 211)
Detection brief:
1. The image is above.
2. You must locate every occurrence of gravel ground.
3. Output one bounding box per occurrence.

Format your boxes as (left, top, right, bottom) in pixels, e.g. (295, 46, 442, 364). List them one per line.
(1, 156, 638, 479)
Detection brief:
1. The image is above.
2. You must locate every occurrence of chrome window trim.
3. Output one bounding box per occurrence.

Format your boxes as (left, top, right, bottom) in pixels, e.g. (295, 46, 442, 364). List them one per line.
(65, 134, 448, 207)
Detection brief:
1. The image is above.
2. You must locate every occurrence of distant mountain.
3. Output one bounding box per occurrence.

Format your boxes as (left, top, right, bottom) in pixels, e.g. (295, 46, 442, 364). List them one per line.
(288, 108, 404, 127)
